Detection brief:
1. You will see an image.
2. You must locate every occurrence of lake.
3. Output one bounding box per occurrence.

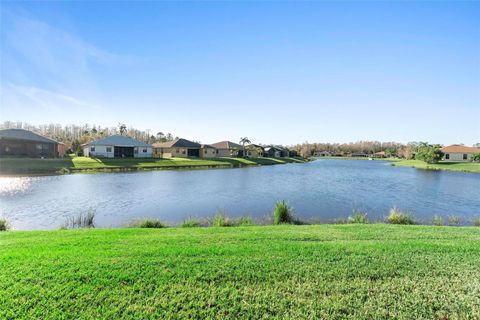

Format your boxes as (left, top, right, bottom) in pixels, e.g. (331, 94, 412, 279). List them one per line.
(1, 159, 479, 230)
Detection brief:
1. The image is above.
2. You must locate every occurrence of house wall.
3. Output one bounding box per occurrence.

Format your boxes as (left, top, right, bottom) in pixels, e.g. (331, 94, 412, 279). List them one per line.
(154, 147, 190, 158)
(84, 145, 152, 158)
(200, 148, 217, 158)
(443, 152, 475, 162)
(246, 149, 263, 157)
(216, 148, 232, 157)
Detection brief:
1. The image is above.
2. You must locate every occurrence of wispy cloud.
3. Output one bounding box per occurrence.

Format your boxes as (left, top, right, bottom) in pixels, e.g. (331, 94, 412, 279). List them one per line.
(1, 10, 133, 119)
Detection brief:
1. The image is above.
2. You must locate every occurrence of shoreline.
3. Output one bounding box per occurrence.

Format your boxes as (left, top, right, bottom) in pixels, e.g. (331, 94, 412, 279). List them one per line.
(0, 156, 308, 176)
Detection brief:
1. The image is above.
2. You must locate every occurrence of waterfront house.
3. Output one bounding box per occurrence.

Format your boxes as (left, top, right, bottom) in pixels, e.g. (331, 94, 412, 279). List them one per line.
(200, 144, 218, 158)
(83, 135, 152, 158)
(210, 141, 244, 157)
(0, 128, 64, 158)
(153, 138, 202, 158)
(264, 146, 283, 158)
(245, 144, 264, 157)
(315, 151, 332, 157)
(373, 151, 386, 158)
(441, 145, 480, 162)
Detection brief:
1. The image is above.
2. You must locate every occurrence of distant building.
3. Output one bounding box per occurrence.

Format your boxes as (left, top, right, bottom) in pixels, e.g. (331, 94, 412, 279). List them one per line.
(83, 135, 152, 158)
(210, 141, 244, 157)
(264, 146, 289, 158)
(373, 151, 386, 158)
(245, 144, 264, 158)
(441, 145, 480, 162)
(0, 128, 63, 158)
(315, 151, 332, 157)
(153, 138, 203, 158)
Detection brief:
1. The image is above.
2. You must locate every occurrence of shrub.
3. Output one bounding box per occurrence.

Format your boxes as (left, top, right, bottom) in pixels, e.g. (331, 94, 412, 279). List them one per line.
(235, 216, 254, 226)
(433, 215, 443, 226)
(348, 210, 369, 224)
(472, 216, 480, 227)
(212, 213, 234, 227)
(0, 218, 11, 231)
(136, 219, 166, 228)
(448, 215, 460, 226)
(64, 209, 95, 229)
(181, 218, 201, 228)
(386, 207, 416, 225)
(273, 200, 294, 224)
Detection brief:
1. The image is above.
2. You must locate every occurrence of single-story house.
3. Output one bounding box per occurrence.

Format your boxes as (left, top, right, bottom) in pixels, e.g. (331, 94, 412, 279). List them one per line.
(315, 151, 332, 157)
(288, 150, 298, 157)
(210, 141, 244, 157)
(441, 145, 480, 162)
(245, 144, 264, 158)
(373, 151, 386, 158)
(264, 146, 286, 158)
(350, 152, 369, 158)
(0, 128, 64, 158)
(200, 144, 218, 158)
(83, 135, 152, 158)
(153, 138, 203, 158)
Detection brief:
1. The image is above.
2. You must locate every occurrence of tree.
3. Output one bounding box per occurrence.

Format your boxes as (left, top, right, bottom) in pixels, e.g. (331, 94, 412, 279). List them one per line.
(416, 144, 443, 164)
(472, 153, 480, 162)
(239, 137, 251, 158)
(118, 123, 127, 135)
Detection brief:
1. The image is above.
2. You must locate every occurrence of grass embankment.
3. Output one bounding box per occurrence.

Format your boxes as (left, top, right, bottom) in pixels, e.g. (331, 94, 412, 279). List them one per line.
(0, 156, 306, 175)
(391, 159, 480, 174)
(1, 225, 479, 319)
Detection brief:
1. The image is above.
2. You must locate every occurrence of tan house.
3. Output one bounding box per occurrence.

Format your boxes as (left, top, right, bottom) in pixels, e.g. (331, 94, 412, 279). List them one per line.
(153, 138, 201, 158)
(245, 144, 264, 157)
(210, 141, 244, 157)
(441, 145, 480, 162)
(200, 144, 217, 158)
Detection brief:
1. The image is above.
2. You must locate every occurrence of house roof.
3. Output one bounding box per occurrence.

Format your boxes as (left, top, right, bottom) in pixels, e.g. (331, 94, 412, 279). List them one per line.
(210, 141, 243, 149)
(200, 144, 216, 149)
(0, 128, 58, 144)
(247, 144, 264, 149)
(441, 145, 480, 154)
(374, 151, 386, 155)
(85, 135, 151, 147)
(153, 138, 200, 148)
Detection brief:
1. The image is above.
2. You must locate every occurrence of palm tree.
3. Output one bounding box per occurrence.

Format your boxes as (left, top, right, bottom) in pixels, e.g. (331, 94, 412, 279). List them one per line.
(239, 137, 251, 158)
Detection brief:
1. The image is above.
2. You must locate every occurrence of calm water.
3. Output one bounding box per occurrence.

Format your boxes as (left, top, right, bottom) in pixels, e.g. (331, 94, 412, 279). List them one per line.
(1, 159, 479, 230)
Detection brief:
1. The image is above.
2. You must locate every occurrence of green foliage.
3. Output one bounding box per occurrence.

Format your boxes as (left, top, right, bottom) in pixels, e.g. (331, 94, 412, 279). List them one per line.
(415, 144, 443, 164)
(64, 210, 95, 229)
(386, 207, 416, 225)
(273, 200, 294, 224)
(212, 212, 235, 227)
(472, 153, 480, 162)
(0, 218, 10, 231)
(235, 216, 254, 226)
(448, 215, 460, 226)
(348, 210, 369, 224)
(181, 219, 201, 228)
(135, 219, 166, 228)
(433, 215, 443, 226)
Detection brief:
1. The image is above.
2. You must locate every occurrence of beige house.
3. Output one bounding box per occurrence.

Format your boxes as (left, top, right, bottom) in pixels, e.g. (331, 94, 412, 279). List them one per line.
(441, 145, 480, 162)
(245, 144, 264, 157)
(210, 141, 244, 157)
(200, 144, 217, 158)
(153, 138, 201, 158)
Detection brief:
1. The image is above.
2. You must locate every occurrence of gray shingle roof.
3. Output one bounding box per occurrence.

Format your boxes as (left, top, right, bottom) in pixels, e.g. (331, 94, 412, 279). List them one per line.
(153, 138, 200, 148)
(210, 141, 243, 149)
(86, 135, 151, 147)
(0, 129, 58, 144)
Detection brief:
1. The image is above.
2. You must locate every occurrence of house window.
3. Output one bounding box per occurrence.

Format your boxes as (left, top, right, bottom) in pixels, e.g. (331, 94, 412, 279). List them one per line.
(182, 149, 186, 154)
(216, 150, 218, 154)
(90, 146, 95, 152)
(106, 147, 112, 152)
(204, 150, 207, 154)
(463, 154, 468, 160)
(445, 154, 449, 160)
(36, 144, 42, 150)
(176, 149, 180, 153)
(143, 148, 147, 153)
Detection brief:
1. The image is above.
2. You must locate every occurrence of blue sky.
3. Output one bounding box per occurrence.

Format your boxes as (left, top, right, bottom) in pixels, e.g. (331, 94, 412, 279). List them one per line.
(1, 1, 479, 145)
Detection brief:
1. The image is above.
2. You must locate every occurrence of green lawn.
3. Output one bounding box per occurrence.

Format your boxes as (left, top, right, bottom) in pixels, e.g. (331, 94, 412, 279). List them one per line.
(0, 156, 306, 174)
(391, 159, 480, 173)
(1, 225, 479, 319)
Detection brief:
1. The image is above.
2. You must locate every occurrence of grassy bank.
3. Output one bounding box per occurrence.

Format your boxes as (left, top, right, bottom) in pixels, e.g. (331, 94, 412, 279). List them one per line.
(0, 156, 306, 175)
(1, 225, 479, 319)
(391, 159, 480, 173)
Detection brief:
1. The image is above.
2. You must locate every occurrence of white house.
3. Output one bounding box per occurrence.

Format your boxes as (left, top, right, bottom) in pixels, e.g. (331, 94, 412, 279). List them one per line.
(441, 145, 480, 162)
(83, 135, 152, 158)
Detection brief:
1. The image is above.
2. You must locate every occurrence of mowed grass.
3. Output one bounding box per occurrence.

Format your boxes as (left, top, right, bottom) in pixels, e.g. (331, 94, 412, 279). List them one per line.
(0, 156, 306, 174)
(1, 225, 479, 319)
(392, 159, 480, 173)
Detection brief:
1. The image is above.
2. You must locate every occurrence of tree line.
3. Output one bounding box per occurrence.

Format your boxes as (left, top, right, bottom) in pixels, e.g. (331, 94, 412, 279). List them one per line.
(0, 121, 177, 154)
